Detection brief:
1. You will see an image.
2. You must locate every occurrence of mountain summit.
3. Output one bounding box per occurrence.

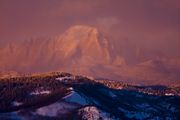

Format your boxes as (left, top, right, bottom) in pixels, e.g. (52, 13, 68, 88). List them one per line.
(58, 25, 112, 65)
(0, 25, 115, 72)
(0, 25, 179, 85)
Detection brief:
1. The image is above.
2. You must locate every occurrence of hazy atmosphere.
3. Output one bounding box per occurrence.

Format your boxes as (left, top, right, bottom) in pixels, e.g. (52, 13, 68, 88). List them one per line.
(0, 1, 180, 119)
(0, 0, 180, 57)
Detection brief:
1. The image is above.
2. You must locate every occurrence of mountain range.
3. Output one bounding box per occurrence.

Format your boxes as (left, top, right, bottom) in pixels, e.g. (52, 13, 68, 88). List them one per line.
(0, 25, 180, 85)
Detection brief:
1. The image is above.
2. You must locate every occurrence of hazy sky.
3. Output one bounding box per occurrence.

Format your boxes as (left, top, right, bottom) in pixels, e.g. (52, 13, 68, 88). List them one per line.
(0, 0, 180, 57)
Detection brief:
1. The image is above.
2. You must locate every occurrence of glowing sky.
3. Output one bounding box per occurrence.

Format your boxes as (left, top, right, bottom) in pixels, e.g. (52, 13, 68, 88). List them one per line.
(0, 0, 180, 57)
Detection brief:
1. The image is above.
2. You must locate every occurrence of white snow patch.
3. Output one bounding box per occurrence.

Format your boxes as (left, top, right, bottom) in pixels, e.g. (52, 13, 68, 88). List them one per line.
(63, 91, 88, 105)
(83, 76, 94, 80)
(56, 76, 74, 81)
(165, 93, 174, 96)
(78, 106, 115, 120)
(117, 86, 123, 90)
(142, 91, 153, 95)
(68, 87, 74, 90)
(36, 101, 78, 117)
(30, 90, 51, 95)
(12, 101, 23, 106)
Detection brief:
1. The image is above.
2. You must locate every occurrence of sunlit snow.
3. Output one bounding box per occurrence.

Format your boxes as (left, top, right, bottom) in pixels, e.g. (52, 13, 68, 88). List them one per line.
(36, 101, 78, 117)
(30, 90, 51, 95)
(56, 76, 74, 81)
(78, 106, 115, 120)
(12, 101, 23, 106)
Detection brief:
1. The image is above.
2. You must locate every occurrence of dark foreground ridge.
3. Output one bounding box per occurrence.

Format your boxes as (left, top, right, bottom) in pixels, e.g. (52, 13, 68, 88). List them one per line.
(0, 72, 180, 120)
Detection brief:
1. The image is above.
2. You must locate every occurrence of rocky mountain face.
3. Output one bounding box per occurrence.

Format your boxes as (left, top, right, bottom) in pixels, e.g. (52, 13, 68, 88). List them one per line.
(0, 25, 179, 85)
(0, 25, 115, 71)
